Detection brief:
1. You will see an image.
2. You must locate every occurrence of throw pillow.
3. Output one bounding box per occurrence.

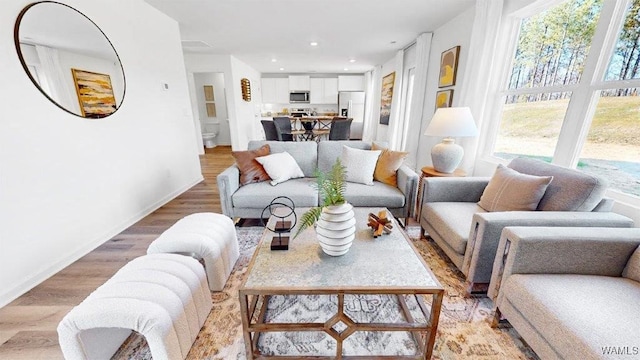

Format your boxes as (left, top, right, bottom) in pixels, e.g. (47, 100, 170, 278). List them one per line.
(340, 145, 381, 185)
(478, 164, 553, 212)
(232, 144, 271, 185)
(255, 151, 305, 186)
(622, 245, 640, 282)
(371, 143, 409, 187)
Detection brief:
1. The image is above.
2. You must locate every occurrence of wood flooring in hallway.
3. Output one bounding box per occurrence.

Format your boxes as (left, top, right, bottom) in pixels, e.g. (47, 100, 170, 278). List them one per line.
(0, 146, 234, 360)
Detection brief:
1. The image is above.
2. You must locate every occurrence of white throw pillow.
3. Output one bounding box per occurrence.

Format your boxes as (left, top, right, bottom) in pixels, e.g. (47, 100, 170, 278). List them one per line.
(255, 151, 304, 186)
(340, 146, 381, 185)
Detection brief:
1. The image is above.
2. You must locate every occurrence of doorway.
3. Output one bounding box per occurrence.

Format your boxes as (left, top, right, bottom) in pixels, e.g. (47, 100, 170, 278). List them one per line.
(192, 72, 231, 147)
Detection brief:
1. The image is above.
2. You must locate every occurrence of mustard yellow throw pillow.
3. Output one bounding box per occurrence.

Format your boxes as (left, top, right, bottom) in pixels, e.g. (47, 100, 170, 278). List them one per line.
(372, 143, 409, 187)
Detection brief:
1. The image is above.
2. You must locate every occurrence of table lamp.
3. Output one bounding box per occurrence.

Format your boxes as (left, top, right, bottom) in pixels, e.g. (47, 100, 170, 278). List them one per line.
(423, 107, 478, 173)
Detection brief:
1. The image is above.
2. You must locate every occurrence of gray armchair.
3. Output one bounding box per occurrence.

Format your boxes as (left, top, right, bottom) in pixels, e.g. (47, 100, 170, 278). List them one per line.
(419, 157, 635, 294)
(488, 227, 640, 360)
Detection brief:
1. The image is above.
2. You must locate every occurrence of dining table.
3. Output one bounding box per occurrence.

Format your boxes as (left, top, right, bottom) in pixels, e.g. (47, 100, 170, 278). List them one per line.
(289, 116, 336, 141)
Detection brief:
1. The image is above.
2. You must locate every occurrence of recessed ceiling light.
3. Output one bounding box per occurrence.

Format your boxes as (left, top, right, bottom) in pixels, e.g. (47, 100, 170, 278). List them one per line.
(344, 68, 349, 71)
(279, 67, 285, 71)
(349, 59, 356, 63)
(271, 58, 277, 62)
(310, 41, 318, 46)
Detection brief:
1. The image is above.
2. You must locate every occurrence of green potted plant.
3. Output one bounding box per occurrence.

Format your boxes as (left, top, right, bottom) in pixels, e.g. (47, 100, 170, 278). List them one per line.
(295, 159, 356, 256)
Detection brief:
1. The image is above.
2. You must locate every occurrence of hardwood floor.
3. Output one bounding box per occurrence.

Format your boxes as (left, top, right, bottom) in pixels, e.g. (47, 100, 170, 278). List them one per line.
(0, 146, 235, 360)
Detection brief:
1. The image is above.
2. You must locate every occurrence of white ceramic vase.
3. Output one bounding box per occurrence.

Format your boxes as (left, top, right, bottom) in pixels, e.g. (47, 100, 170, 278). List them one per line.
(316, 202, 356, 256)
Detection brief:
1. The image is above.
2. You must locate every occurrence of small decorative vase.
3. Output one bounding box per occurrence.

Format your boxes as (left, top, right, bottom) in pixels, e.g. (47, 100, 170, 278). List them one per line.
(316, 202, 356, 256)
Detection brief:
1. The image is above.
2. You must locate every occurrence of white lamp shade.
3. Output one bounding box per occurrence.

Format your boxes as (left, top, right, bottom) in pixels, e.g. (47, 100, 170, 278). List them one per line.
(424, 107, 478, 137)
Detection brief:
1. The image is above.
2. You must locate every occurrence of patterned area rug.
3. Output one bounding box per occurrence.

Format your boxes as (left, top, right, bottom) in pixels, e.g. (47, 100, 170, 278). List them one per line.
(112, 226, 539, 359)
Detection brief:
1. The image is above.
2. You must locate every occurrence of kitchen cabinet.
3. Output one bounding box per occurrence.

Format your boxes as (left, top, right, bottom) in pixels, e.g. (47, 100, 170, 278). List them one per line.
(310, 78, 338, 104)
(274, 78, 289, 103)
(261, 78, 289, 104)
(261, 78, 276, 103)
(338, 75, 365, 91)
(289, 75, 310, 91)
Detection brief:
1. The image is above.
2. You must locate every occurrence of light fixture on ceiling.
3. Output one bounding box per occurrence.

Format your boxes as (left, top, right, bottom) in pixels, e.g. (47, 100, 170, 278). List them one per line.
(279, 67, 285, 71)
(349, 59, 356, 63)
(271, 58, 277, 62)
(310, 41, 318, 46)
(343, 68, 349, 71)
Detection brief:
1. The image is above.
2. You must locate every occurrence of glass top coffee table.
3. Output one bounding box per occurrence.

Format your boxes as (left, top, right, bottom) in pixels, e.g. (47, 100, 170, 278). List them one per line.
(239, 207, 444, 359)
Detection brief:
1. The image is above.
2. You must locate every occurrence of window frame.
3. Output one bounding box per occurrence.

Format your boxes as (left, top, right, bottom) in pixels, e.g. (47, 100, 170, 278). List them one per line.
(479, 0, 640, 204)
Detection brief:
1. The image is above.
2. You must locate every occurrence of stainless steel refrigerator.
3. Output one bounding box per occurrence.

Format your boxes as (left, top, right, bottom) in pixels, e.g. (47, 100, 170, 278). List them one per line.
(338, 91, 365, 139)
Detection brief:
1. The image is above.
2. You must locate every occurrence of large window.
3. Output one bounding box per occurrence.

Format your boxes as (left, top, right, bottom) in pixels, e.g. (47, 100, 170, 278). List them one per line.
(491, 0, 640, 197)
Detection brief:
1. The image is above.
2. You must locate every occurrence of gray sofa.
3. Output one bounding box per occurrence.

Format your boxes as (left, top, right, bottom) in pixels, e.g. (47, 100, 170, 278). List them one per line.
(217, 140, 418, 221)
(419, 157, 635, 293)
(489, 227, 640, 360)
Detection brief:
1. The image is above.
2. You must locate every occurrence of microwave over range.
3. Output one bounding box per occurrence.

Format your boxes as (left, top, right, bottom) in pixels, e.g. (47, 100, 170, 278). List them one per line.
(289, 91, 310, 103)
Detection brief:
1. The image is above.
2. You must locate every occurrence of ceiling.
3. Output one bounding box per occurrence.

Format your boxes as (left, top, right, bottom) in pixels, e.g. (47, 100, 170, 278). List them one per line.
(144, 0, 475, 74)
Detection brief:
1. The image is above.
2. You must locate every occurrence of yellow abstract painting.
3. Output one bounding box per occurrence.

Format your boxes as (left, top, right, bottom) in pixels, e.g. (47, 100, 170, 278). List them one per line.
(71, 68, 117, 118)
(438, 46, 460, 88)
(379, 72, 396, 125)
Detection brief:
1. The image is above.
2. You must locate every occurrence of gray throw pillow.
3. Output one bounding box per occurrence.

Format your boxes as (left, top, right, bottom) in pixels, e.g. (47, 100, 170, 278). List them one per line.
(478, 164, 553, 212)
(622, 245, 640, 282)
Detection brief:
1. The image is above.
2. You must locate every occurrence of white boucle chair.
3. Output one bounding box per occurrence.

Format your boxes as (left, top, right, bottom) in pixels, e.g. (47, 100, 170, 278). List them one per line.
(57, 253, 212, 360)
(147, 212, 239, 291)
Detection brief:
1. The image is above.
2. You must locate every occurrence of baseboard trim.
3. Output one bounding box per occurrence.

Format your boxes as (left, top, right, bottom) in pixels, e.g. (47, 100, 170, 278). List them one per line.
(0, 175, 204, 308)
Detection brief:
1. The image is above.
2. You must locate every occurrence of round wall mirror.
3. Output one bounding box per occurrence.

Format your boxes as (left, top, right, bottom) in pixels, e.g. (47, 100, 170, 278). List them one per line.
(14, 1, 126, 119)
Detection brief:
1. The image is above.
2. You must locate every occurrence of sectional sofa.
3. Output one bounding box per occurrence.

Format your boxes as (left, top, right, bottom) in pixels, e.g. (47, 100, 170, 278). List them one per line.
(217, 140, 418, 221)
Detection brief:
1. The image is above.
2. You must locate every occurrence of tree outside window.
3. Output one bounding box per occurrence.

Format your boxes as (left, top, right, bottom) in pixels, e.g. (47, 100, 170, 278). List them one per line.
(492, 0, 640, 197)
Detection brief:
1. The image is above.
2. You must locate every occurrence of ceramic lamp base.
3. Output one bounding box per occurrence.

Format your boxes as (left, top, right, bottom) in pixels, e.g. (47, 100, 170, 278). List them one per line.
(431, 138, 463, 173)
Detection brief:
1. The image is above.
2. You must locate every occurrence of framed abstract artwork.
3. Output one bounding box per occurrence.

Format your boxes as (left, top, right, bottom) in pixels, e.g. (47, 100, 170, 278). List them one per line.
(71, 68, 117, 118)
(379, 72, 396, 125)
(435, 89, 454, 110)
(206, 103, 217, 117)
(438, 46, 460, 88)
(203, 85, 215, 101)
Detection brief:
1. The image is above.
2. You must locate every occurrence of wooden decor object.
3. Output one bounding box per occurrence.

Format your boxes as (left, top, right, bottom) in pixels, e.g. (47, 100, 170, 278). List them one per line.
(367, 210, 393, 237)
(241, 78, 251, 102)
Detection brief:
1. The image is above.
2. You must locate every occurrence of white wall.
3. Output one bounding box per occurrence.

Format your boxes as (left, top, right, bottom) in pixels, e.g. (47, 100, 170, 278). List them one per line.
(184, 54, 263, 150)
(415, 8, 475, 170)
(229, 56, 263, 149)
(0, 0, 202, 307)
(374, 58, 397, 143)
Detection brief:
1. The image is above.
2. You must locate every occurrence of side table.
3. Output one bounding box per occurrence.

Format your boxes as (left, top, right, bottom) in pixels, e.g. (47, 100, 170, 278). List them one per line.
(416, 166, 467, 221)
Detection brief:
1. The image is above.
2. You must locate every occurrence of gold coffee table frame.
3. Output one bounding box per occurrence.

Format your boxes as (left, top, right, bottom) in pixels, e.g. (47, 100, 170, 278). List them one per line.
(239, 207, 444, 359)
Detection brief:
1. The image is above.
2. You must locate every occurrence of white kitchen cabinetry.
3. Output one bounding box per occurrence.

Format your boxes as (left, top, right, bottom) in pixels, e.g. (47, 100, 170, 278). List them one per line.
(275, 78, 289, 103)
(338, 75, 365, 91)
(309, 79, 323, 104)
(261, 78, 276, 103)
(262, 78, 289, 104)
(310, 78, 338, 104)
(289, 75, 310, 91)
(323, 78, 338, 104)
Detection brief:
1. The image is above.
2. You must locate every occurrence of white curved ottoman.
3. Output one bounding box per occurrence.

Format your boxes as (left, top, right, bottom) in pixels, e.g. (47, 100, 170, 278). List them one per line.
(147, 212, 239, 291)
(57, 253, 212, 360)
